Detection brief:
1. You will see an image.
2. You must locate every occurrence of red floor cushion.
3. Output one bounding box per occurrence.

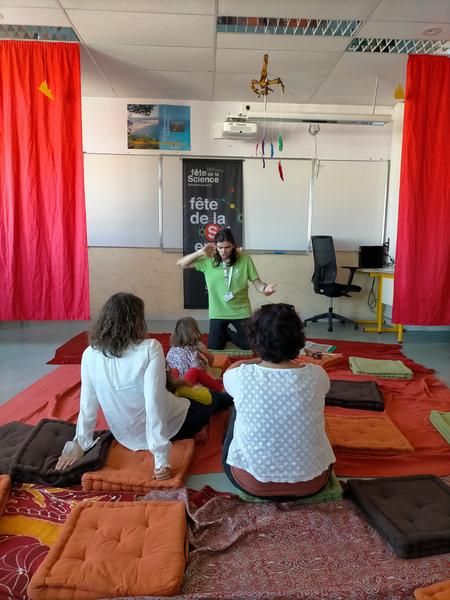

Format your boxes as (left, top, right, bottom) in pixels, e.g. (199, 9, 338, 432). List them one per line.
(27, 500, 188, 599)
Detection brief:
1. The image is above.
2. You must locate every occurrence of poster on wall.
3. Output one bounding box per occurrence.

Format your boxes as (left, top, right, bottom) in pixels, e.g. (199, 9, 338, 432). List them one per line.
(127, 104, 191, 151)
(182, 159, 243, 309)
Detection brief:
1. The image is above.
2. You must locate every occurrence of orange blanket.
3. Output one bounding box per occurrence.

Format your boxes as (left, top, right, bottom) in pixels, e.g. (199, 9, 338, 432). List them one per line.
(414, 580, 450, 600)
(0, 474, 12, 516)
(27, 500, 187, 599)
(325, 413, 415, 455)
(81, 439, 195, 493)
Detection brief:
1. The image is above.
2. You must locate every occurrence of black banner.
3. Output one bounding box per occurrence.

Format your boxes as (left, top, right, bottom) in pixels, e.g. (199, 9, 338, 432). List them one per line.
(182, 159, 243, 309)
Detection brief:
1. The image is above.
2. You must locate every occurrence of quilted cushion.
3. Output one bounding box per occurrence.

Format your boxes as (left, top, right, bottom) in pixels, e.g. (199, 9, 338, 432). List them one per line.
(81, 438, 195, 493)
(27, 500, 187, 599)
(294, 353, 344, 369)
(0, 421, 34, 473)
(325, 380, 384, 411)
(0, 474, 12, 516)
(10, 419, 113, 486)
(325, 414, 414, 454)
(415, 580, 450, 599)
(211, 354, 231, 372)
(345, 475, 450, 558)
(349, 356, 413, 379)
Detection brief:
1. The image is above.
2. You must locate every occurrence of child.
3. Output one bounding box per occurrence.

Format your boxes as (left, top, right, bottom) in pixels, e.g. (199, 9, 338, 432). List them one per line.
(167, 317, 223, 392)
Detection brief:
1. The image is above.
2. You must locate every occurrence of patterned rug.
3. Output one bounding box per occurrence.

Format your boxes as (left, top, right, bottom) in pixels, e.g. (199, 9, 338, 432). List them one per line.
(125, 485, 450, 600)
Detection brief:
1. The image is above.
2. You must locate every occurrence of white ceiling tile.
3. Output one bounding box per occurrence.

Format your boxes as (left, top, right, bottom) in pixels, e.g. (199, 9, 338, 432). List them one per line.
(310, 74, 398, 105)
(216, 32, 350, 51)
(216, 48, 339, 75)
(103, 69, 213, 94)
(81, 68, 116, 97)
(67, 10, 215, 46)
(62, 0, 215, 13)
(86, 45, 214, 72)
(213, 71, 324, 102)
(0, 6, 70, 25)
(370, 0, 450, 23)
(218, 0, 380, 19)
(116, 88, 213, 100)
(331, 52, 408, 82)
(0, 1, 58, 7)
(79, 45, 99, 69)
(358, 20, 450, 39)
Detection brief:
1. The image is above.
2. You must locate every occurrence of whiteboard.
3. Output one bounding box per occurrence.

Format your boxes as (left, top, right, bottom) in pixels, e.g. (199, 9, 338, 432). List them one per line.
(162, 155, 183, 249)
(84, 154, 159, 247)
(310, 160, 388, 251)
(243, 158, 312, 251)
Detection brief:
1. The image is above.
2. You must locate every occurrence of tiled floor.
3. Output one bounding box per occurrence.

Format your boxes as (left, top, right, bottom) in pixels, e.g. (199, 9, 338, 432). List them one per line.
(1, 319, 449, 406)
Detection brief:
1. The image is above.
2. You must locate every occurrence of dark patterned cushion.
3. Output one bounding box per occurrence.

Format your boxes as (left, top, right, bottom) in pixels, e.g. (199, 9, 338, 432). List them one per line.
(345, 475, 450, 558)
(326, 380, 384, 411)
(10, 418, 113, 486)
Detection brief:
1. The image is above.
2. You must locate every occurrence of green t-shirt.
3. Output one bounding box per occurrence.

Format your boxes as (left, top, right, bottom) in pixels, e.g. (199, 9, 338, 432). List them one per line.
(195, 253, 259, 319)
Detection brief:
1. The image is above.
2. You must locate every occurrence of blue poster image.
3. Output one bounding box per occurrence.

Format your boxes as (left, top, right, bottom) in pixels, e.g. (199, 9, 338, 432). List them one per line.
(127, 104, 191, 151)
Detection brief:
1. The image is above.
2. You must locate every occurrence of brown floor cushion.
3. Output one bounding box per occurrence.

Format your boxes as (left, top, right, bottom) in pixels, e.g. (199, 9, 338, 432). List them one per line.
(345, 475, 450, 558)
(326, 380, 384, 411)
(0, 421, 34, 473)
(27, 500, 187, 599)
(10, 418, 113, 486)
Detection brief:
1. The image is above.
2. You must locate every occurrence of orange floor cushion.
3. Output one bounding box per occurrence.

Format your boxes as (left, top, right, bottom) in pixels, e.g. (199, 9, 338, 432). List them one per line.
(27, 500, 187, 599)
(325, 414, 415, 455)
(81, 438, 195, 493)
(415, 580, 450, 600)
(211, 354, 231, 372)
(0, 474, 12, 516)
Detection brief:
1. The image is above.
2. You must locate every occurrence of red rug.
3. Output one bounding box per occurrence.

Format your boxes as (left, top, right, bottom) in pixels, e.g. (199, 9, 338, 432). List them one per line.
(6, 339, 450, 477)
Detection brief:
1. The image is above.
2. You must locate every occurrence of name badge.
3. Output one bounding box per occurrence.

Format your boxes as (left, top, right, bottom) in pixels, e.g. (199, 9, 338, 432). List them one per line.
(223, 291, 234, 302)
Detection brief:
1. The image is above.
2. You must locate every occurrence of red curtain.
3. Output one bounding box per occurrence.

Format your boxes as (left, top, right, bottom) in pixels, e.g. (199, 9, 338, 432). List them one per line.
(392, 55, 450, 325)
(0, 41, 89, 320)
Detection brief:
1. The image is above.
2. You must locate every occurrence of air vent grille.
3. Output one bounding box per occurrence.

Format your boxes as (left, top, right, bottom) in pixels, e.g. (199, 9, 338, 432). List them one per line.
(217, 17, 361, 37)
(0, 25, 79, 42)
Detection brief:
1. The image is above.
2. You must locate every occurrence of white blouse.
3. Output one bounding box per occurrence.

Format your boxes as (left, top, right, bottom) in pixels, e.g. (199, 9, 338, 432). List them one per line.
(75, 339, 190, 469)
(223, 363, 335, 483)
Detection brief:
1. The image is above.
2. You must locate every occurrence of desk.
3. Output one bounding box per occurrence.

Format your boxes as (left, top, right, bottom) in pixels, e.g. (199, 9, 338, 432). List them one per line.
(357, 268, 403, 343)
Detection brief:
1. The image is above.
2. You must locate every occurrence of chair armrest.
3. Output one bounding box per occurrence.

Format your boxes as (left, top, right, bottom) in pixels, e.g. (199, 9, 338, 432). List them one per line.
(341, 266, 358, 287)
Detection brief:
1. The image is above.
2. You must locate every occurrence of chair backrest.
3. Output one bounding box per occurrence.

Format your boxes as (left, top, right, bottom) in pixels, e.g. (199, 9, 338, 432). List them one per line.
(311, 235, 337, 290)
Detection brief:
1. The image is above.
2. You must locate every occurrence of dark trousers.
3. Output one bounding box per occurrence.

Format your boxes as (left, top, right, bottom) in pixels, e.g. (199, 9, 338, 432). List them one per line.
(208, 318, 251, 350)
(172, 391, 233, 440)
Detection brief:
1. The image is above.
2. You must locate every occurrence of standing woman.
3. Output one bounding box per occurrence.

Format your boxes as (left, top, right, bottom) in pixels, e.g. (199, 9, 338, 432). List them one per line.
(177, 228, 276, 350)
(55, 292, 233, 480)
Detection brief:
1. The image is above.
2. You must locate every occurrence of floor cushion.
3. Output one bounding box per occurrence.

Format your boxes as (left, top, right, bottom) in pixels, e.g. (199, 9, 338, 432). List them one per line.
(295, 353, 345, 369)
(415, 579, 450, 599)
(211, 354, 231, 372)
(345, 475, 450, 558)
(429, 411, 450, 445)
(10, 418, 113, 486)
(349, 356, 413, 379)
(0, 421, 34, 473)
(0, 474, 12, 516)
(238, 471, 343, 504)
(81, 438, 195, 493)
(325, 413, 414, 454)
(325, 380, 384, 411)
(27, 500, 187, 599)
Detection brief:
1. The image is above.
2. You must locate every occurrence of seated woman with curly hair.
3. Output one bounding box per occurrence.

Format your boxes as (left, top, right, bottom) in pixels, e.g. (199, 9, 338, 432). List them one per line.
(222, 303, 335, 499)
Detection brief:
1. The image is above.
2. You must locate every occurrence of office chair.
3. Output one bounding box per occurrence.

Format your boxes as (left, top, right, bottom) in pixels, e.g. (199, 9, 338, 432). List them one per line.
(304, 235, 361, 332)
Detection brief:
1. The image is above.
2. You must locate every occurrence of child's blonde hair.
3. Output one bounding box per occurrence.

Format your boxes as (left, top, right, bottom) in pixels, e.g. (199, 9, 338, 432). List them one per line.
(170, 317, 202, 347)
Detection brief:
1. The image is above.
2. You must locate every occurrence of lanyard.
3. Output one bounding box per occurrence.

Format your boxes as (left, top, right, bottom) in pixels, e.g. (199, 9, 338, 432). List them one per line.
(223, 262, 233, 290)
